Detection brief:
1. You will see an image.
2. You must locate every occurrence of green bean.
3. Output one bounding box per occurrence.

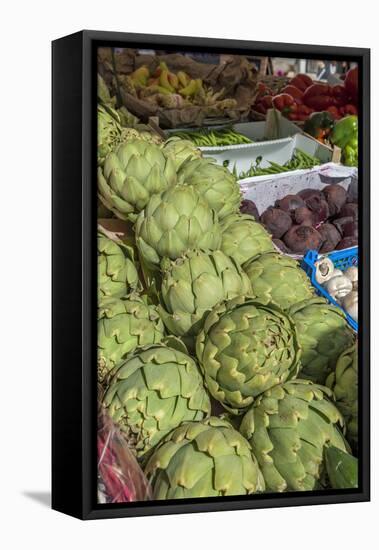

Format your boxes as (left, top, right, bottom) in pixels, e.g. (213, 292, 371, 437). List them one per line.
(171, 127, 252, 147)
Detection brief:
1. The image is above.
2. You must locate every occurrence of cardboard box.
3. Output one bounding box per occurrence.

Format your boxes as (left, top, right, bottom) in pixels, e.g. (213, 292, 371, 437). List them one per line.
(199, 110, 334, 176)
(240, 163, 358, 259)
(240, 163, 358, 216)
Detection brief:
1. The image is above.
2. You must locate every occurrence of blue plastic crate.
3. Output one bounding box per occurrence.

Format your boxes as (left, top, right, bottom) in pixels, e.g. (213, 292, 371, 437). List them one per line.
(301, 247, 358, 332)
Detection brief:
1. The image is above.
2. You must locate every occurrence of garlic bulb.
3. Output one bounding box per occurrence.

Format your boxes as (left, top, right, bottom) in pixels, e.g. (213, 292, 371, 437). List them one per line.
(325, 274, 353, 302)
(315, 258, 335, 285)
(330, 269, 344, 279)
(345, 266, 358, 291)
(342, 290, 358, 321)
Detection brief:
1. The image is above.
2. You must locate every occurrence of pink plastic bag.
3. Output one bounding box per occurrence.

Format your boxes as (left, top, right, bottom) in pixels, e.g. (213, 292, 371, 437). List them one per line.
(97, 409, 151, 503)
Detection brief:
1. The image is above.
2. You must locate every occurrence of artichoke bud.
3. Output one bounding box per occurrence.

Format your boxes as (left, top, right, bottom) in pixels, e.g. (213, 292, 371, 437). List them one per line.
(103, 344, 211, 457)
(240, 379, 350, 492)
(196, 296, 301, 413)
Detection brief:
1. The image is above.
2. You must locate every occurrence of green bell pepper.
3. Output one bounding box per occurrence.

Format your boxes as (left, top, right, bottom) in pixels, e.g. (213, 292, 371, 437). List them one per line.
(344, 144, 358, 167)
(331, 115, 358, 167)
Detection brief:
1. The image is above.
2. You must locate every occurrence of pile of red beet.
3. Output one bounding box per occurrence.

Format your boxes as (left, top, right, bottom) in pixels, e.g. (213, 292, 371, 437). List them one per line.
(241, 184, 358, 255)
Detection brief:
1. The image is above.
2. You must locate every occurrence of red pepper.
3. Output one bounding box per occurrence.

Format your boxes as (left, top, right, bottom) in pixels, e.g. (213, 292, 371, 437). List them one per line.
(260, 95, 274, 109)
(282, 85, 304, 104)
(344, 67, 358, 103)
(326, 106, 342, 120)
(332, 85, 345, 98)
(290, 74, 313, 92)
(256, 82, 268, 98)
(296, 104, 314, 115)
(332, 85, 349, 106)
(339, 104, 358, 116)
(272, 93, 296, 113)
(305, 95, 336, 110)
(288, 112, 308, 121)
(303, 83, 331, 101)
(303, 84, 336, 110)
(254, 103, 268, 114)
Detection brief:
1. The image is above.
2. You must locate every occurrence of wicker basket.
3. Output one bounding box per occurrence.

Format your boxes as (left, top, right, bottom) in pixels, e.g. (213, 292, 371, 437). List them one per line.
(259, 75, 290, 95)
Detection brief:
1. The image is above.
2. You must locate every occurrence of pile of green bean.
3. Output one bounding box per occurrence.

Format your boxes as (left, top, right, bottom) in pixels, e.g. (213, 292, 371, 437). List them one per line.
(171, 127, 252, 147)
(229, 149, 321, 179)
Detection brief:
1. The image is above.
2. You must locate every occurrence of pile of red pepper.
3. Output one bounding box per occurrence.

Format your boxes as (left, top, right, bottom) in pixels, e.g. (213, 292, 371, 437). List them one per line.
(253, 67, 358, 122)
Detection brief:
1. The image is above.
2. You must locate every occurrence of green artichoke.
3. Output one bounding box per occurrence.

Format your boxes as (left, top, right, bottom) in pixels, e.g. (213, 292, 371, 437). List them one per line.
(97, 74, 140, 129)
(326, 344, 358, 448)
(162, 137, 202, 171)
(97, 298, 165, 382)
(135, 185, 222, 269)
(240, 380, 348, 492)
(220, 213, 274, 266)
(103, 344, 211, 457)
(158, 249, 252, 344)
(117, 106, 140, 129)
(288, 297, 355, 385)
(120, 127, 162, 145)
(178, 157, 241, 220)
(196, 296, 301, 413)
(243, 251, 315, 310)
(98, 230, 140, 300)
(98, 140, 177, 221)
(97, 104, 124, 165)
(145, 417, 265, 499)
(324, 445, 358, 489)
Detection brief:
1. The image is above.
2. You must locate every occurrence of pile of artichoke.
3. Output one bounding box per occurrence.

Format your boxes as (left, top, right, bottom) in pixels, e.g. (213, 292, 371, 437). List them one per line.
(96, 82, 358, 502)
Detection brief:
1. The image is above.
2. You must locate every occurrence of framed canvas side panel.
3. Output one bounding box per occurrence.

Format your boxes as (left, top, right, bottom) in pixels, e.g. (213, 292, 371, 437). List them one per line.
(52, 31, 85, 519)
(359, 48, 370, 499)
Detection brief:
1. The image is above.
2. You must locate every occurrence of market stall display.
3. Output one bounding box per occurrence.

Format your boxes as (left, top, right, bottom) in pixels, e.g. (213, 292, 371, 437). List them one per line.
(96, 50, 360, 504)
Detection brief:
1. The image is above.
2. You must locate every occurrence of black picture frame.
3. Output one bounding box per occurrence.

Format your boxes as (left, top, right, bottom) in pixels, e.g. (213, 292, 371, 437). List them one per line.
(52, 30, 370, 520)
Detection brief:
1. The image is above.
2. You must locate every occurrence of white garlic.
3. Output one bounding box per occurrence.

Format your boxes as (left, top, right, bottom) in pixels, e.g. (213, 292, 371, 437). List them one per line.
(344, 266, 358, 291)
(342, 290, 358, 321)
(315, 258, 335, 285)
(325, 274, 353, 302)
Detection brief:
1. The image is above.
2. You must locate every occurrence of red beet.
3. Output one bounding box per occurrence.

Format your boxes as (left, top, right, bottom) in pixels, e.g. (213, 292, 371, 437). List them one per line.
(339, 202, 358, 220)
(260, 207, 292, 239)
(275, 195, 305, 217)
(333, 216, 354, 236)
(240, 199, 259, 221)
(343, 221, 358, 239)
(305, 196, 330, 224)
(273, 238, 291, 254)
(319, 223, 342, 253)
(297, 189, 323, 202)
(322, 184, 347, 216)
(336, 237, 358, 250)
(294, 206, 315, 226)
(283, 225, 323, 254)
(296, 189, 330, 224)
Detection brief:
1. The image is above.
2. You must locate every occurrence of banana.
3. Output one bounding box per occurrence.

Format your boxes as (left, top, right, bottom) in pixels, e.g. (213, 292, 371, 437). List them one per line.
(179, 79, 200, 97)
(168, 72, 179, 90)
(159, 69, 175, 92)
(177, 70, 190, 88)
(129, 66, 149, 86)
(144, 84, 172, 95)
(152, 61, 167, 78)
